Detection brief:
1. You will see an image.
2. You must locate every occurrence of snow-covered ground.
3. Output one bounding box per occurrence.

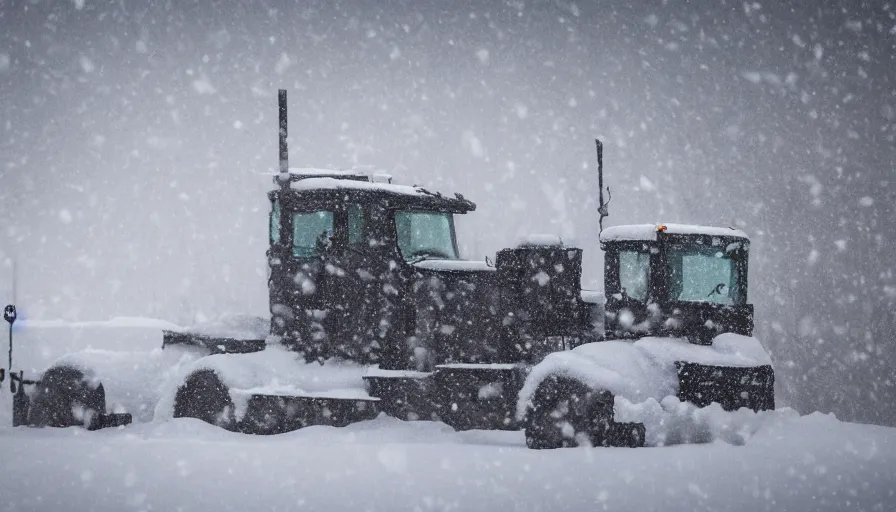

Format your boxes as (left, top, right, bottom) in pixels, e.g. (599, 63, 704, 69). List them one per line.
(1, 319, 894, 511)
(0, 399, 893, 511)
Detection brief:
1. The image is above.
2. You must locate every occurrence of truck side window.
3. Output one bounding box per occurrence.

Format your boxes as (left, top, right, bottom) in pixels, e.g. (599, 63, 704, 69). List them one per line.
(348, 204, 365, 246)
(292, 211, 333, 258)
(270, 199, 281, 244)
(619, 250, 649, 301)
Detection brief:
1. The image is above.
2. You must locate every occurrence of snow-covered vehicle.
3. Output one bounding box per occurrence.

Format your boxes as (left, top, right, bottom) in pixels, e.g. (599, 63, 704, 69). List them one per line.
(4, 90, 774, 448)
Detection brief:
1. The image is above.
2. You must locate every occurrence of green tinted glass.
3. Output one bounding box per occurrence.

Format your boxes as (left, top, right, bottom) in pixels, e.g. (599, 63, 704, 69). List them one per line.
(619, 250, 649, 301)
(292, 211, 333, 258)
(667, 244, 745, 305)
(395, 211, 459, 261)
(270, 200, 281, 244)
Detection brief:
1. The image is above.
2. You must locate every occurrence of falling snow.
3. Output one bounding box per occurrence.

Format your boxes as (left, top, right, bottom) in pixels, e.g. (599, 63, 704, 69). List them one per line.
(0, 1, 894, 510)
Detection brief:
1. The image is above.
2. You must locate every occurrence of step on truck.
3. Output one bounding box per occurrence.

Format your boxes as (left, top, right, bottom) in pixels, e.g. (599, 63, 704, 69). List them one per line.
(3, 90, 774, 448)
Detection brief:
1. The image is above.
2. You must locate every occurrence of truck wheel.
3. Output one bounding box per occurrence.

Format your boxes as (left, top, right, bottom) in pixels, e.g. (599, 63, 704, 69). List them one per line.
(524, 377, 614, 449)
(173, 370, 236, 430)
(29, 366, 106, 429)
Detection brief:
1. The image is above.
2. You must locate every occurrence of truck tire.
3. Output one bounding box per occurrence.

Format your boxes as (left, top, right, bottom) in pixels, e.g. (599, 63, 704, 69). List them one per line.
(29, 366, 106, 429)
(173, 369, 236, 430)
(524, 376, 614, 449)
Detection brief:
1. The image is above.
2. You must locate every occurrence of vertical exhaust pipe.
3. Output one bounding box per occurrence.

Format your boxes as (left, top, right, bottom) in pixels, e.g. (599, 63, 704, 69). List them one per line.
(596, 139, 610, 233)
(278, 89, 289, 188)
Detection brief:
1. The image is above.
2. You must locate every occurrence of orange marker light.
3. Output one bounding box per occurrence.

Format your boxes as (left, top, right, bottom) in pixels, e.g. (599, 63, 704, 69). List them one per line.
(656, 225, 668, 232)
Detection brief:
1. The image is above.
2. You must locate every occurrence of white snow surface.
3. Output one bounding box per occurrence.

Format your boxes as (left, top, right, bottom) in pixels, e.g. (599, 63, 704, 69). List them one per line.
(153, 345, 372, 422)
(600, 223, 749, 242)
(4, 317, 369, 424)
(0, 409, 893, 512)
(165, 313, 269, 340)
(516, 233, 563, 247)
(284, 167, 393, 183)
(9, 314, 269, 377)
(580, 289, 604, 304)
(48, 346, 208, 422)
(0, 321, 894, 510)
(9, 318, 179, 375)
(516, 333, 772, 421)
(413, 259, 495, 272)
(437, 363, 521, 371)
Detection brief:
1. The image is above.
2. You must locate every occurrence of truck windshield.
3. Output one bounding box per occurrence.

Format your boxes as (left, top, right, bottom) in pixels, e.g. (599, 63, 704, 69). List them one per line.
(395, 211, 459, 261)
(667, 243, 746, 305)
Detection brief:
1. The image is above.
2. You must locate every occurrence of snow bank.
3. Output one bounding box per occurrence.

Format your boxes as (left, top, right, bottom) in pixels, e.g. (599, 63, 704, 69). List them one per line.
(4, 315, 372, 424)
(49, 346, 207, 422)
(153, 345, 371, 421)
(516, 334, 772, 421)
(1, 409, 893, 512)
(615, 396, 796, 447)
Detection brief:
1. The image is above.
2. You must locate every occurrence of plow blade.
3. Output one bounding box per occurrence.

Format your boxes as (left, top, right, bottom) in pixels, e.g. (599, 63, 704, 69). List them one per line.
(675, 362, 775, 412)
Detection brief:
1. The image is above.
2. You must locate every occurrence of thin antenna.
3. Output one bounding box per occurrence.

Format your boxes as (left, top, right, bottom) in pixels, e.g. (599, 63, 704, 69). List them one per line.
(278, 89, 289, 188)
(596, 139, 611, 233)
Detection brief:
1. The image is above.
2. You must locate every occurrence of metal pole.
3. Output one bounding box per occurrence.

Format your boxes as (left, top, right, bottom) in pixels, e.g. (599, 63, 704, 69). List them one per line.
(278, 89, 289, 187)
(4, 305, 15, 393)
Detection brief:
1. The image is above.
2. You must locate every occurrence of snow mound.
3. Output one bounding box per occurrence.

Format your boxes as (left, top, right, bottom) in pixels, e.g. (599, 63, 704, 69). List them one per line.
(49, 346, 208, 422)
(517, 334, 772, 421)
(154, 345, 371, 422)
(616, 396, 798, 447)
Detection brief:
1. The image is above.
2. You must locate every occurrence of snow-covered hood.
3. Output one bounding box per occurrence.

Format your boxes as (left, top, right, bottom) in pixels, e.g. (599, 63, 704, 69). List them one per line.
(516, 333, 772, 421)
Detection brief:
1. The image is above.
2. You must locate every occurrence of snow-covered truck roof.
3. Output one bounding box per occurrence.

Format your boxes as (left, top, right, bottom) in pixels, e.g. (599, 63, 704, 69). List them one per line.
(599, 223, 749, 243)
(270, 168, 475, 213)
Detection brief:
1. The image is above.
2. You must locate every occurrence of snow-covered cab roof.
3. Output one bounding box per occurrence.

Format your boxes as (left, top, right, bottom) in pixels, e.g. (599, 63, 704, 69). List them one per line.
(599, 224, 749, 243)
(273, 167, 475, 213)
(279, 167, 393, 183)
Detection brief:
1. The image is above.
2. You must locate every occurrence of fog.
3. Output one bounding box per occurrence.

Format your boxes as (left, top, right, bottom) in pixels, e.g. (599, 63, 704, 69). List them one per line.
(1, 1, 893, 426)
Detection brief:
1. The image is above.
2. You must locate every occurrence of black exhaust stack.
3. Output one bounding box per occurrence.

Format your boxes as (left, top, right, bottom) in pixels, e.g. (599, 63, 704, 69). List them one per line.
(596, 139, 610, 233)
(278, 89, 289, 188)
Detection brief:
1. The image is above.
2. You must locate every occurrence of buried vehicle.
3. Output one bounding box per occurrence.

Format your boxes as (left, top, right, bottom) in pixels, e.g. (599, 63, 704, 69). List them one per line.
(3, 90, 774, 448)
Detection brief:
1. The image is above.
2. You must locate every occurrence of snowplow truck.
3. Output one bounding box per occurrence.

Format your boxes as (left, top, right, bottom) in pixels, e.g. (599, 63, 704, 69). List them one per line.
(9, 90, 774, 448)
